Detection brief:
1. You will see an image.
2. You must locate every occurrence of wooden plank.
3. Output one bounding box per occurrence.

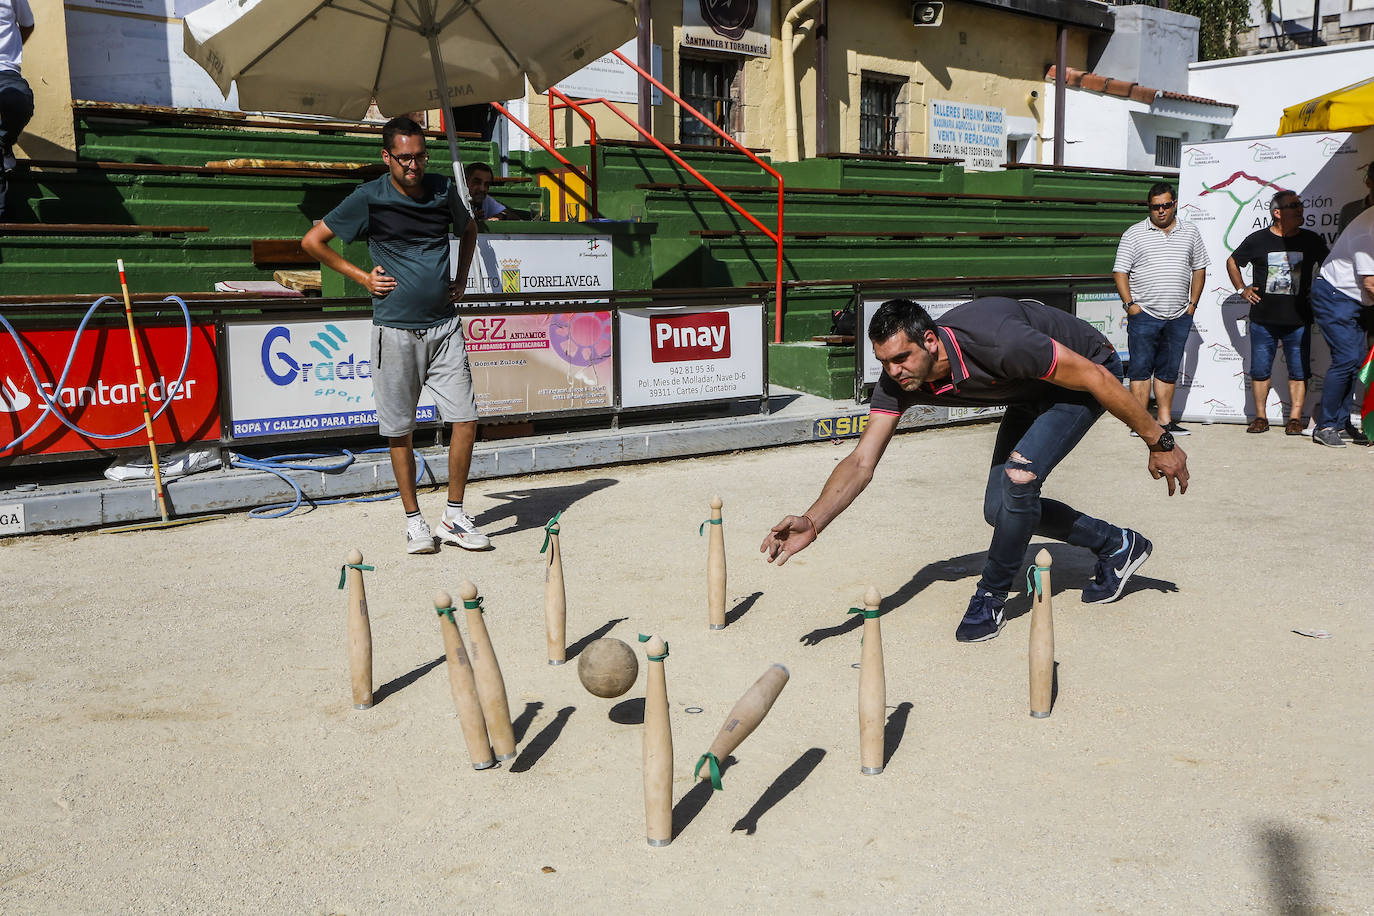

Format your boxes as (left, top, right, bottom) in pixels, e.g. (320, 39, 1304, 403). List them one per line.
(0, 223, 207, 235)
(253, 239, 317, 267)
(273, 269, 323, 293)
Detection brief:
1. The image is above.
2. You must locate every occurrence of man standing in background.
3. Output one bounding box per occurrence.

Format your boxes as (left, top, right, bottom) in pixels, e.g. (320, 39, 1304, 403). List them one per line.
(0, 0, 34, 220)
(1226, 190, 1328, 436)
(1113, 182, 1210, 436)
(1309, 205, 1374, 448)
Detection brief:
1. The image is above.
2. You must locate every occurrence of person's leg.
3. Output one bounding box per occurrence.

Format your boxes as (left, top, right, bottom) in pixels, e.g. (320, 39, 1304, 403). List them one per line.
(371, 324, 435, 551)
(390, 433, 420, 513)
(426, 316, 490, 549)
(1126, 312, 1162, 421)
(977, 395, 1116, 599)
(0, 73, 34, 220)
(1152, 312, 1193, 428)
(447, 421, 476, 503)
(1278, 324, 1307, 426)
(1248, 320, 1278, 428)
(1310, 277, 1364, 433)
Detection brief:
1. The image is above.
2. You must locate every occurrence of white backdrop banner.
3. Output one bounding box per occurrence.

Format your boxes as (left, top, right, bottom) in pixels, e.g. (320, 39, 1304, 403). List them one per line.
(618, 305, 764, 407)
(1176, 131, 1374, 424)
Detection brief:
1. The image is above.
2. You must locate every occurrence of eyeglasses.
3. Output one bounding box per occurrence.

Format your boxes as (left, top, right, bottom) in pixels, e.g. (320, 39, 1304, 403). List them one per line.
(1148, 201, 1176, 211)
(387, 150, 429, 166)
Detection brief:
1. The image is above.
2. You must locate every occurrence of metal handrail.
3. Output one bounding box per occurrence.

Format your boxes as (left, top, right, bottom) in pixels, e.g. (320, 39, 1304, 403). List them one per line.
(488, 100, 596, 218)
(546, 88, 601, 218)
(607, 49, 787, 343)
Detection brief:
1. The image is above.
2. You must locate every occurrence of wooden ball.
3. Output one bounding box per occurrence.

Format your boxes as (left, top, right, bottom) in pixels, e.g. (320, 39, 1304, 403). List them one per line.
(577, 638, 639, 698)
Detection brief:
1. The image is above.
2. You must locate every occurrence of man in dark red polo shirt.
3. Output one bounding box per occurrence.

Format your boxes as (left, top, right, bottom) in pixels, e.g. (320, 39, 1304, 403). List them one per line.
(761, 297, 1190, 643)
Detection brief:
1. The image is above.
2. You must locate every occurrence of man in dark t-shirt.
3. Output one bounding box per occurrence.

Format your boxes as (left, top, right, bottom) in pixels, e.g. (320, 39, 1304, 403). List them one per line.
(761, 297, 1191, 643)
(302, 116, 489, 555)
(1226, 190, 1329, 436)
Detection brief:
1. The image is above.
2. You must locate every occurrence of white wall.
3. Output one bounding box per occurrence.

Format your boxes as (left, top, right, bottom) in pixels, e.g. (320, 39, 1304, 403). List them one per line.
(1040, 86, 1228, 172)
(1190, 40, 1374, 138)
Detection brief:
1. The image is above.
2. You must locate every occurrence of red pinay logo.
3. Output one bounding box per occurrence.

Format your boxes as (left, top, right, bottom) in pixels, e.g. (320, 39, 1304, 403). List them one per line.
(650, 312, 731, 363)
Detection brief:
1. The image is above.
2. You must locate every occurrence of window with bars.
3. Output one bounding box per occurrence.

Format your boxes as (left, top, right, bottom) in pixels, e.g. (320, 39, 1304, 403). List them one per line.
(679, 57, 738, 147)
(860, 75, 904, 155)
(1156, 135, 1181, 169)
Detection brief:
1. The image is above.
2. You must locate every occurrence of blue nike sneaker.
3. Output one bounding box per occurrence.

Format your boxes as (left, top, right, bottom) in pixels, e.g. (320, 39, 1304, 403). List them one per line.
(955, 589, 1006, 642)
(1082, 528, 1152, 604)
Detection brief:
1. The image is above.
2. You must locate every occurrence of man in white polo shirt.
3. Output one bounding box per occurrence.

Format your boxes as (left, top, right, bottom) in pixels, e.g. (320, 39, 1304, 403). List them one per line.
(1113, 182, 1210, 435)
(0, 0, 34, 219)
(1309, 205, 1374, 448)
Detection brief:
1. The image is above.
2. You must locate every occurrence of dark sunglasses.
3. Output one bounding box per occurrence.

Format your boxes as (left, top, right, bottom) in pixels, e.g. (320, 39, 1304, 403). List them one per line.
(1148, 201, 1176, 211)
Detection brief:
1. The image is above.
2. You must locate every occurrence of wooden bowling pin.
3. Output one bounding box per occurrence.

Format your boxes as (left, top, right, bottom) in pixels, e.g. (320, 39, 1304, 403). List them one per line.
(706, 496, 726, 630)
(858, 586, 885, 775)
(435, 592, 496, 770)
(641, 634, 673, 847)
(459, 581, 517, 760)
(342, 549, 373, 709)
(543, 519, 567, 665)
(1029, 549, 1055, 719)
(696, 663, 789, 790)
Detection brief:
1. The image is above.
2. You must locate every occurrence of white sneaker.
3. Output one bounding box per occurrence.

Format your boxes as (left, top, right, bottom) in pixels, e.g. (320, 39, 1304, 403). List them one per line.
(406, 516, 438, 554)
(438, 509, 491, 550)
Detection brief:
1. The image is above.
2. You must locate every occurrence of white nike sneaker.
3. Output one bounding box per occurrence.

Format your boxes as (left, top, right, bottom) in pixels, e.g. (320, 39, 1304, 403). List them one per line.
(406, 516, 438, 554)
(438, 509, 491, 550)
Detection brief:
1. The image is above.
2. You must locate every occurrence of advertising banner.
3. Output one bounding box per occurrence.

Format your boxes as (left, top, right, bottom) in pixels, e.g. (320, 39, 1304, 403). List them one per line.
(226, 318, 412, 439)
(0, 324, 220, 458)
(457, 234, 614, 300)
(682, 0, 771, 57)
(619, 305, 764, 407)
(1073, 292, 1130, 362)
(1176, 131, 1374, 423)
(466, 311, 614, 416)
(929, 100, 1007, 171)
(227, 312, 614, 437)
(555, 39, 662, 106)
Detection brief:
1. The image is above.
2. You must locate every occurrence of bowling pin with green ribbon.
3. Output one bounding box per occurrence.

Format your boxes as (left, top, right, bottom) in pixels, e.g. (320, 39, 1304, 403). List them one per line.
(702, 496, 726, 629)
(1027, 549, 1055, 719)
(541, 510, 567, 665)
(850, 586, 885, 774)
(695, 663, 790, 791)
(339, 549, 375, 710)
(640, 633, 673, 846)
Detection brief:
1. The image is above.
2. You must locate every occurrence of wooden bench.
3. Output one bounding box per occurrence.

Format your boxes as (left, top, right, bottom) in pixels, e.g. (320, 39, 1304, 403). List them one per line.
(0, 222, 207, 236)
(252, 238, 317, 268)
(636, 181, 1142, 208)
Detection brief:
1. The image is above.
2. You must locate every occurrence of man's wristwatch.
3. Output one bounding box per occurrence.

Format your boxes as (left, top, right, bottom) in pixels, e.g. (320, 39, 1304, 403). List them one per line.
(1149, 430, 1176, 452)
(1121, 300, 1136, 312)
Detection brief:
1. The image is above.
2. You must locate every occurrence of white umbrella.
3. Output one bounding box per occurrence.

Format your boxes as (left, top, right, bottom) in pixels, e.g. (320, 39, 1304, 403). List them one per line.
(183, 0, 637, 211)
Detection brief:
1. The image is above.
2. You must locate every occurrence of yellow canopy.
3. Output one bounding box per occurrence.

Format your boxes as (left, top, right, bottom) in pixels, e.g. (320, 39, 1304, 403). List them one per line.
(1278, 76, 1374, 134)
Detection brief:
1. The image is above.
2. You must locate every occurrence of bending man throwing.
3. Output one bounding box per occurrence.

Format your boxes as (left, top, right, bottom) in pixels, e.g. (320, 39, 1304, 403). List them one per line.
(761, 297, 1190, 642)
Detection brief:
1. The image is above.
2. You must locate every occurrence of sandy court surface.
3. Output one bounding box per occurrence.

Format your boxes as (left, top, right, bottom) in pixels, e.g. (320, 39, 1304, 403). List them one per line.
(2, 420, 1371, 914)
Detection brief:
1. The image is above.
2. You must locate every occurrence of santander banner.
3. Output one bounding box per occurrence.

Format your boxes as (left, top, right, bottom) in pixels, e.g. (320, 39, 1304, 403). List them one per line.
(0, 324, 221, 458)
(619, 305, 763, 408)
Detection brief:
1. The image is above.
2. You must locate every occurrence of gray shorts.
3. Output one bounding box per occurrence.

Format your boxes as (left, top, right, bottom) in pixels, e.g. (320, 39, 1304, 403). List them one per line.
(371, 315, 478, 437)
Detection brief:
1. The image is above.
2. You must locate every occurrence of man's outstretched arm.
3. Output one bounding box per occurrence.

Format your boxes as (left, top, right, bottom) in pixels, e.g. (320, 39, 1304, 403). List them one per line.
(1046, 343, 1190, 495)
(760, 410, 900, 565)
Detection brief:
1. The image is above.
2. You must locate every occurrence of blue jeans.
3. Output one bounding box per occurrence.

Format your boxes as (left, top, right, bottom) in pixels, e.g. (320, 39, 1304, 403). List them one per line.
(1310, 277, 1366, 429)
(1126, 311, 1192, 382)
(1248, 321, 1310, 381)
(0, 70, 34, 221)
(977, 353, 1123, 597)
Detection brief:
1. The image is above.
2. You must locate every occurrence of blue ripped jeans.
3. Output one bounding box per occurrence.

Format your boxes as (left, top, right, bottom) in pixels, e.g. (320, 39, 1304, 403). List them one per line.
(977, 354, 1124, 598)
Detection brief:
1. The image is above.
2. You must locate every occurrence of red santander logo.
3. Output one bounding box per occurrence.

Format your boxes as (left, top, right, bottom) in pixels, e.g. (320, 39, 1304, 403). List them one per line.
(650, 312, 730, 363)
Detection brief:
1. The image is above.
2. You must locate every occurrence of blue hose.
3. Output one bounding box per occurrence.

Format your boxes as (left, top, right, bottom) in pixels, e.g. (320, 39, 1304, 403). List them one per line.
(229, 448, 429, 519)
(0, 295, 193, 452)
